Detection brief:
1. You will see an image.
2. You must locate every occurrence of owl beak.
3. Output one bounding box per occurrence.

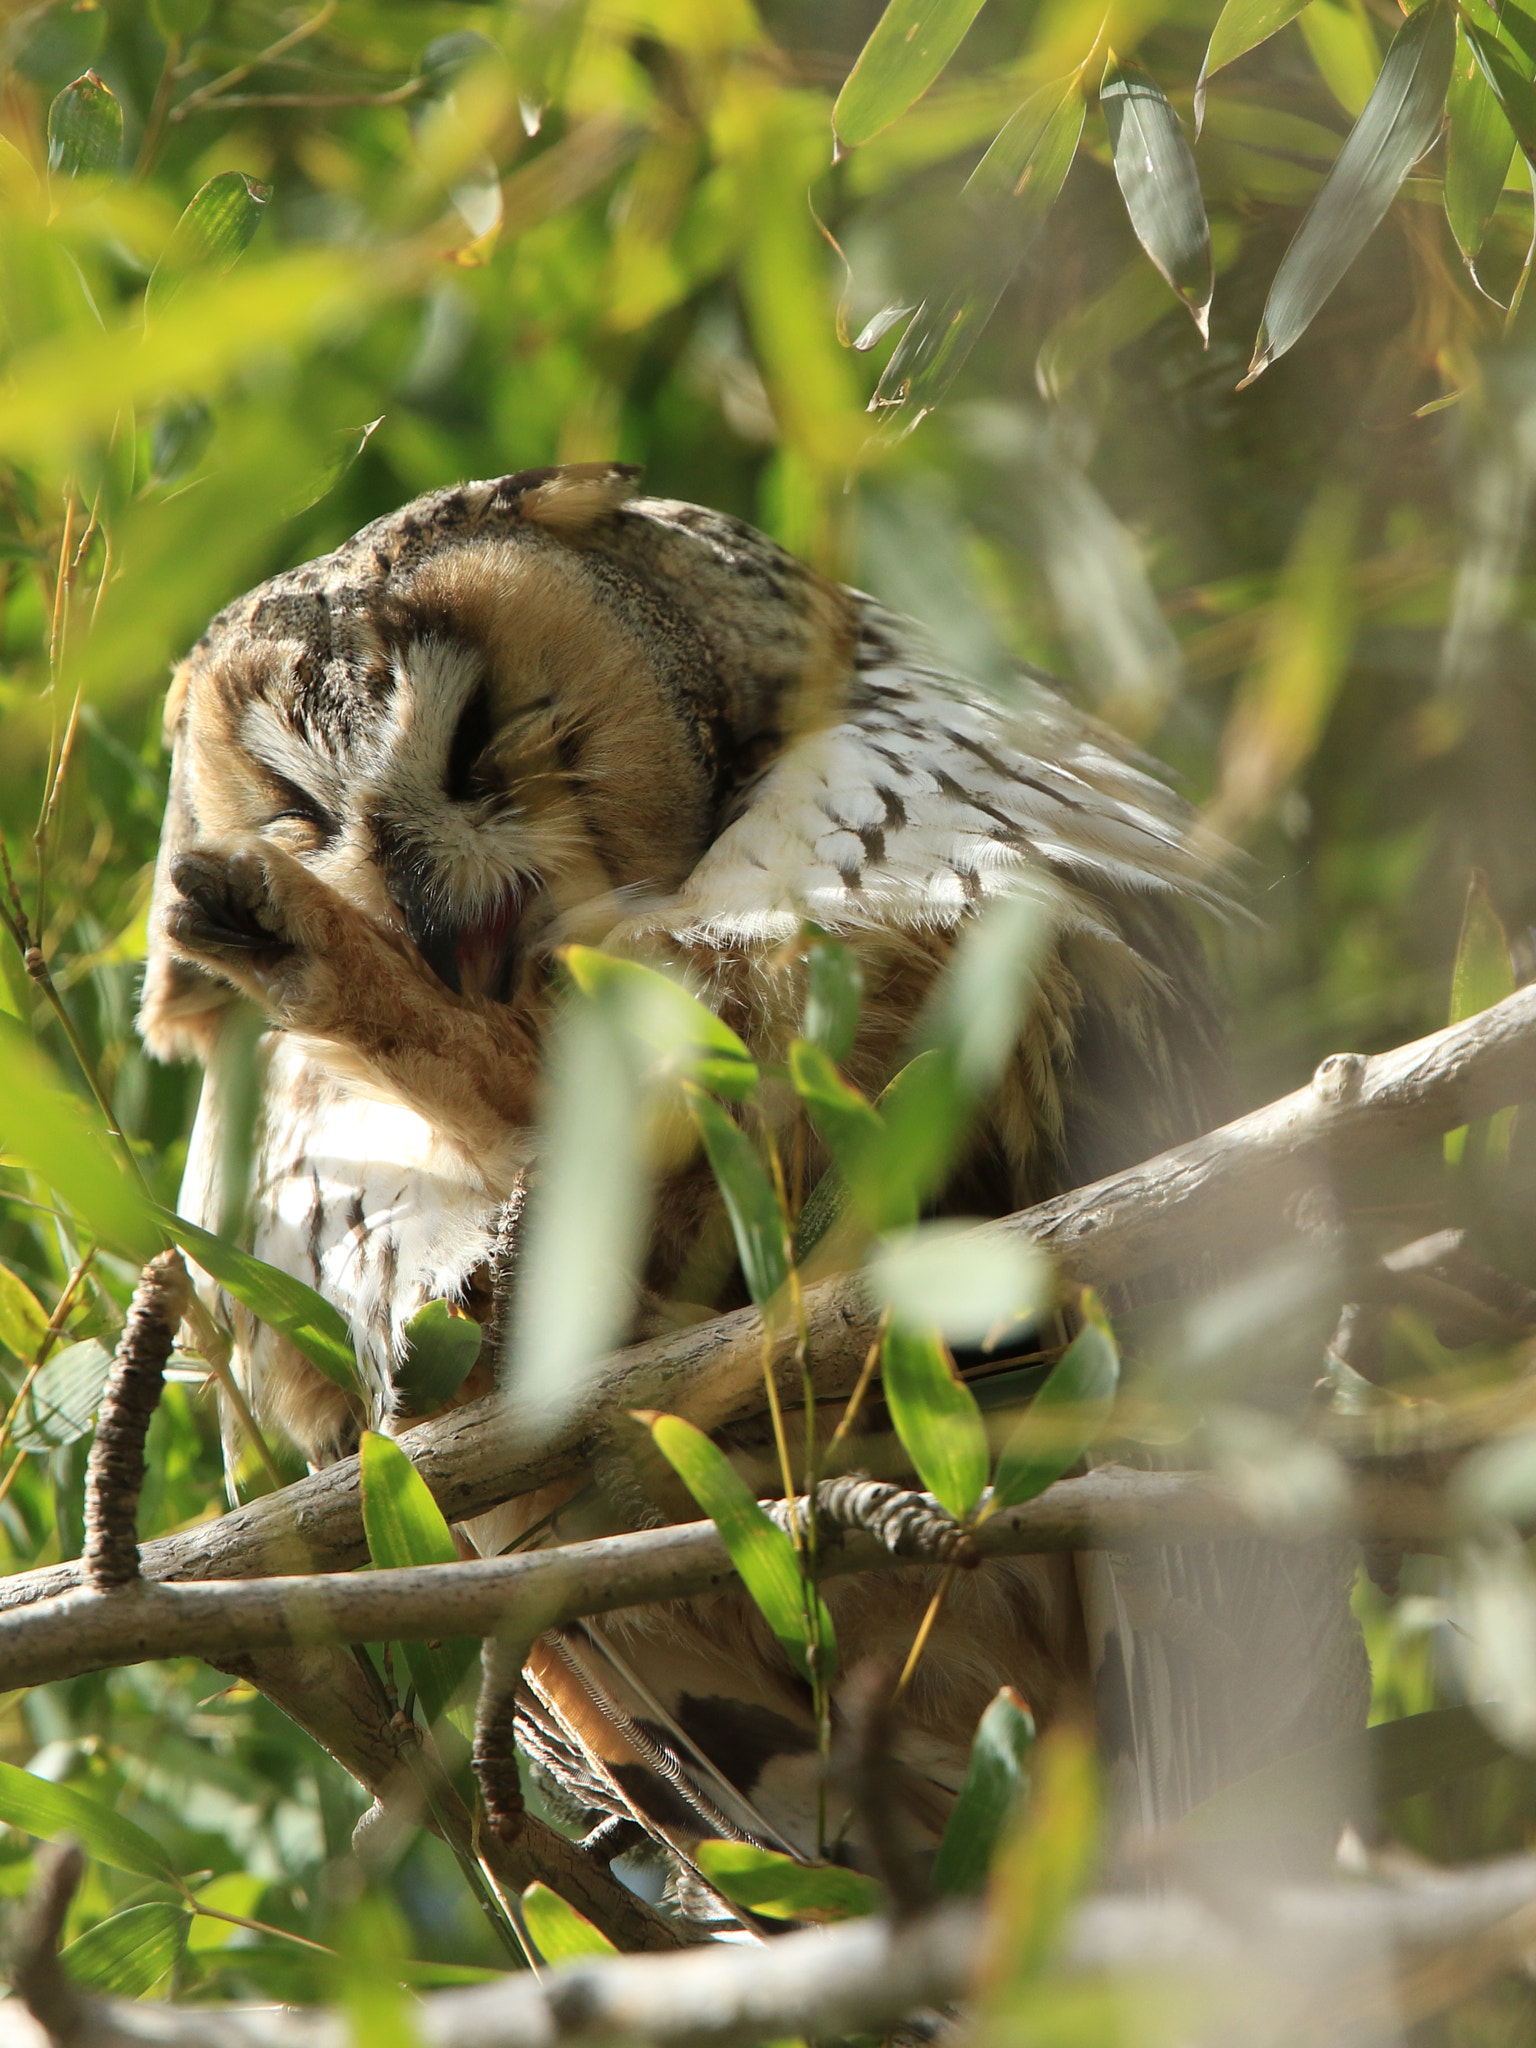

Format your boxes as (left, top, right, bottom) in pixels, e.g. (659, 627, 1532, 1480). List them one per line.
(389, 867, 524, 1002)
(386, 864, 464, 994)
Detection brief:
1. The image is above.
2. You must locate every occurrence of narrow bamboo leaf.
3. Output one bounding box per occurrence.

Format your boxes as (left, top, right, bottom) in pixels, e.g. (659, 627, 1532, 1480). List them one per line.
(1447, 27, 1517, 262)
(873, 80, 1085, 429)
(975, 1724, 1098, 2004)
(359, 1431, 478, 1728)
(12, 1338, 112, 1454)
(990, 1319, 1119, 1510)
(1465, 21, 1536, 163)
(1197, 0, 1313, 130)
(562, 947, 757, 1100)
(786, 1040, 895, 1229)
(146, 173, 271, 323)
(832, 0, 990, 154)
(47, 71, 122, 178)
(0, 1264, 49, 1360)
(645, 1412, 835, 1684)
(1299, 0, 1382, 118)
(1445, 872, 1517, 1169)
(161, 1209, 360, 1395)
(881, 1322, 990, 1521)
(869, 1224, 1050, 1347)
(803, 930, 863, 1064)
(521, 1882, 617, 1961)
(695, 1839, 882, 1921)
(1101, 58, 1213, 338)
(932, 1686, 1036, 1894)
(1244, 0, 1456, 384)
(393, 1298, 482, 1413)
(61, 1902, 188, 1996)
(687, 1089, 789, 1309)
(0, 1759, 179, 1881)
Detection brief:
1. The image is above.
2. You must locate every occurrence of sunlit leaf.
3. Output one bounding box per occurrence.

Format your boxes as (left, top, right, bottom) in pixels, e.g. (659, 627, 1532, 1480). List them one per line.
(1196, 0, 1313, 130)
(145, 173, 271, 323)
(394, 1299, 482, 1414)
(0, 1264, 49, 1361)
(1445, 872, 1516, 1169)
(12, 1337, 112, 1454)
(802, 929, 863, 1064)
(47, 71, 121, 179)
(786, 1040, 896, 1230)
(990, 1317, 1118, 1511)
(1244, 0, 1456, 383)
(562, 948, 758, 1100)
(867, 1222, 1050, 1346)
(1101, 58, 1212, 338)
(645, 1411, 835, 1684)
(162, 1210, 361, 1396)
(1465, 21, 1536, 164)
(359, 1430, 478, 1729)
(61, 1902, 188, 1995)
(1299, 0, 1382, 119)
(1446, 27, 1517, 264)
(833, 0, 990, 154)
(186, 1872, 266, 1954)
(0, 1759, 179, 1881)
(687, 1088, 789, 1309)
(521, 1882, 617, 1961)
(694, 1839, 882, 1921)
(933, 1686, 1036, 1894)
(880, 1322, 990, 1521)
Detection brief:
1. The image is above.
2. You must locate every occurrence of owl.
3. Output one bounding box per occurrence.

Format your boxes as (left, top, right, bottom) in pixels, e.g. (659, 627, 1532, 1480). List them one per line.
(139, 464, 1366, 1905)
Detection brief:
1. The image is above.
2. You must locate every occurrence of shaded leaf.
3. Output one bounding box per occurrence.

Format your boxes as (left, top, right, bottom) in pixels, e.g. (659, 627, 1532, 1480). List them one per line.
(1244, 0, 1456, 383)
(1101, 58, 1213, 337)
(867, 1223, 1050, 1346)
(833, 0, 989, 154)
(146, 173, 271, 323)
(933, 1686, 1036, 1895)
(880, 1322, 990, 1520)
(803, 930, 863, 1064)
(163, 1210, 361, 1396)
(521, 1882, 617, 1961)
(1197, 0, 1313, 129)
(61, 1902, 188, 1996)
(0, 1759, 179, 1880)
(787, 1040, 896, 1231)
(990, 1317, 1118, 1511)
(1446, 26, 1517, 264)
(975, 1723, 1098, 2004)
(0, 1264, 49, 1361)
(47, 71, 121, 179)
(359, 1430, 478, 1729)
(150, 0, 212, 39)
(394, 1298, 482, 1413)
(687, 1089, 789, 1309)
(645, 1411, 835, 1684)
(12, 1337, 112, 1454)
(562, 948, 757, 1101)
(695, 1839, 882, 1921)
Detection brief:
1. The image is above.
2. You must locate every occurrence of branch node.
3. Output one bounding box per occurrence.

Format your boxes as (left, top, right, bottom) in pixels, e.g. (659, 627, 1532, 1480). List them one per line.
(83, 1250, 190, 1591)
(772, 1476, 977, 1566)
(1313, 1051, 1367, 1103)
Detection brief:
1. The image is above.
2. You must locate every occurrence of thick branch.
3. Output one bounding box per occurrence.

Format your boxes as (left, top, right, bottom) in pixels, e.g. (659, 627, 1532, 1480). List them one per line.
(0, 1467, 1446, 1696)
(4, 982, 1533, 1613)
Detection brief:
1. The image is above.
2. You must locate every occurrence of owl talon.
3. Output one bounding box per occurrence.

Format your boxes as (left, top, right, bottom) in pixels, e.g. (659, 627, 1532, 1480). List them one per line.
(166, 849, 295, 971)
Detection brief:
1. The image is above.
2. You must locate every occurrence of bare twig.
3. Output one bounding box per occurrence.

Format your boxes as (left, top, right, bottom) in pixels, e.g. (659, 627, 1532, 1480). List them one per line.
(82, 1252, 188, 1589)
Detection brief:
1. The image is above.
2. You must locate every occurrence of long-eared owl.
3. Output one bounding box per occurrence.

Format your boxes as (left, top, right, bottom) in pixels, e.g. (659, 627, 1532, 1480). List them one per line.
(139, 464, 1366, 1898)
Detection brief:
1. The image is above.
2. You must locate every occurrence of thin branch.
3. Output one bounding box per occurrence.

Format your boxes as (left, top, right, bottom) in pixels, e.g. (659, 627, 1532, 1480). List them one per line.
(167, 0, 338, 122)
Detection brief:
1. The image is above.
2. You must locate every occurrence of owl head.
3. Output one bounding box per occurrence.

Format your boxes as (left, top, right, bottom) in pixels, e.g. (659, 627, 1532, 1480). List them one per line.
(139, 464, 855, 1059)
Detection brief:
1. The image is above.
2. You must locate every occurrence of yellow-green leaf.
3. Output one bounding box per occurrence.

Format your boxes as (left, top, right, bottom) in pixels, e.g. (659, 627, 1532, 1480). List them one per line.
(61, 1902, 188, 1995)
(162, 1209, 361, 1395)
(521, 1882, 617, 1961)
(990, 1319, 1119, 1511)
(833, 0, 990, 154)
(695, 1839, 882, 1921)
(359, 1431, 478, 1729)
(0, 1264, 49, 1361)
(394, 1298, 482, 1413)
(562, 947, 758, 1100)
(1445, 872, 1517, 1169)
(975, 1723, 1098, 2006)
(146, 172, 271, 322)
(933, 1686, 1035, 1894)
(0, 1760, 179, 1881)
(880, 1322, 989, 1521)
(1197, 0, 1313, 129)
(1446, 25, 1517, 263)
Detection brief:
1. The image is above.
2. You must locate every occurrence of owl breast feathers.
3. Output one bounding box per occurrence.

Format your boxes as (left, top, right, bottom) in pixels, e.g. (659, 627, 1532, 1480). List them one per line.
(140, 464, 1363, 1889)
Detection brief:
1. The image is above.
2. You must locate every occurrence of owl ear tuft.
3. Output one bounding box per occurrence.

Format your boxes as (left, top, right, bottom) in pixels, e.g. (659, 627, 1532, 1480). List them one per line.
(515, 462, 641, 532)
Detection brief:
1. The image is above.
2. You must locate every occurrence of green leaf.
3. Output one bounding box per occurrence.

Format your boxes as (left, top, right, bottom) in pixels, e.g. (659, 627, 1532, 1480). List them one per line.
(394, 1299, 482, 1413)
(646, 1412, 835, 1685)
(562, 947, 757, 1100)
(932, 1686, 1036, 1895)
(787, 1040, 899, 1230)
(1178, 1705, 1507, 1840)
(880, 1322, 990, 1521)
(1465, 21, 1536, 167)
(160, 1209, 361, 1395)
(12, 1337, 113, 1454)
(0, 1760, 179, 1881)
(46, 71, 122, 179)
(521, 1882, 617, 1961)
(873, 78, 1085, 429)
(923, 886, 1056, 1099)
(1299, 0, 1382, 118)
(0, 1264, 49, 1361)
(149, 0, 212, 40)
(1101, 57, 1213, 338)
(868, 1224, 1050, 1347)
(1445, 872, 1517, 1169)
(694, 1839, 882, 1921)
(975, 1724, 1098, 2010)
(1197, 0, 1313, 129)
(1244, 0, 1456, 383)
(990, 1319, 1119, 1511)
(832, 0, 990, 153)
(1446, 26, 1517, 263)
(687, 1089, 789, 1309)
(803, 930, 863, 1064)
(146, 173, 271, 323)
(359, 1431, 478, 1729)
(61, 1902, 188, 1996)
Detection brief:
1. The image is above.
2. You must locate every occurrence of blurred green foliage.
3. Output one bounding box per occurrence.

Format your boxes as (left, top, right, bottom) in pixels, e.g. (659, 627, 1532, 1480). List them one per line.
(3, 0, 1536, 2029)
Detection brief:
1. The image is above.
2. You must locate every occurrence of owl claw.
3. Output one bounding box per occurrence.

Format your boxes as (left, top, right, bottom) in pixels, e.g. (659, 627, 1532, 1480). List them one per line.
(166, 849, 295, 971)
